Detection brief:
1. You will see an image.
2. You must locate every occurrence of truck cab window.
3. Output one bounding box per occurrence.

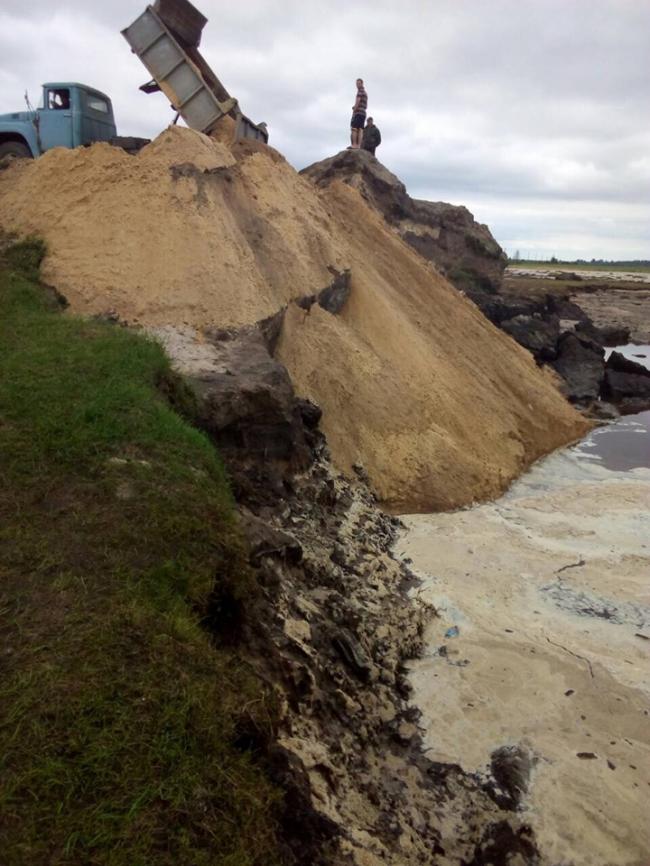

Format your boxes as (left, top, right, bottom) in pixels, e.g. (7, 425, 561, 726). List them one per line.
(48, 89, 70, 110)
(86, 97, 109, 114)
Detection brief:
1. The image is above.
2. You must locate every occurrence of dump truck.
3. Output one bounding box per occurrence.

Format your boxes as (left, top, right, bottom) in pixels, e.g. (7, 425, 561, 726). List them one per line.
(121, 0, 268, 143)
(0, 0, 267, 160)
(0, 83, 146, 160)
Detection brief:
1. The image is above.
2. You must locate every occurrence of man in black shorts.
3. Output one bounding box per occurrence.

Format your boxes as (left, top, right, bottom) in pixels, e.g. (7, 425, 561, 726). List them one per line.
(350, 78, 367, 149)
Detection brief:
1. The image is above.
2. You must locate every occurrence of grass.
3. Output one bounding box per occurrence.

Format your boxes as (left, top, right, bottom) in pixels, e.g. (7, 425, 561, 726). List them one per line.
(508, 260, 650, 274)
(0, 238, 283, 866)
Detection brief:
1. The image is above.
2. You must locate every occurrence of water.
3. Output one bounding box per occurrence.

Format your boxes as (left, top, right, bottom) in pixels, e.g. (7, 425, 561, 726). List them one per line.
(575, 344, 650, 471)
(574, 411, 650, 471)
(603, 344, 650, 365)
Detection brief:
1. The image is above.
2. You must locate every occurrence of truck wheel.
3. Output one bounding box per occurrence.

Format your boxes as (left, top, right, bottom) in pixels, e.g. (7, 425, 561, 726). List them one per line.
(0, 141, 33, 160)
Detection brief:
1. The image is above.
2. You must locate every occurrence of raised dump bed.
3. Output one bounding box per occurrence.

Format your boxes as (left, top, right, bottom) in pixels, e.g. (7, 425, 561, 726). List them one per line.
(122, 0, 268, 143)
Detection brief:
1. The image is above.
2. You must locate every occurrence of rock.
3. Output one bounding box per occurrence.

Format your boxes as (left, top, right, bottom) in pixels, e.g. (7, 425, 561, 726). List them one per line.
(301, 149, 507, 294)
(602, 351, 650, 411)
(501, 314, 560, 363)
(257, 307, 286, 355)
(575, 320, 630, 346)
(603, 370, 650, 411)
(297, 398, 322, 429)
(467, 822, 539, 864)
(488, 744, 534, 810)
(186, 328, 314, 502)
(294, 268, 352, 315)
(550, 296, 590, 322)
(332, 628, 372, 681)
(552, 333, 605, 403)
(466, 291, 546, 325)
(554, 271, 583, 281)
(238, 510, 303, 567)
(318, 268, 352, 314)
(352, 462, 371, 484)
(606, 350, 650, 377)
(266, 744, 341, 863)
(585, 400, 619, 420)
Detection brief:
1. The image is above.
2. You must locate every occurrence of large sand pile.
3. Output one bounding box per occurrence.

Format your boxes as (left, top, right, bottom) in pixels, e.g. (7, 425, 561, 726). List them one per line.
(0, 126, 589, 510)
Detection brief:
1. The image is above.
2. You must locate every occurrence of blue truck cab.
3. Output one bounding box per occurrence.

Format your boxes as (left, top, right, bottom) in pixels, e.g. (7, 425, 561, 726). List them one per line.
(0, 83, 118, 159)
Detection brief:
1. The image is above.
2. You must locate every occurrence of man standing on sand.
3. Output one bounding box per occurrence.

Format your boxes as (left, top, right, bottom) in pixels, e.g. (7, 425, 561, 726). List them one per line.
(350, 78, 367, 149)
(362, 117, 381, 156)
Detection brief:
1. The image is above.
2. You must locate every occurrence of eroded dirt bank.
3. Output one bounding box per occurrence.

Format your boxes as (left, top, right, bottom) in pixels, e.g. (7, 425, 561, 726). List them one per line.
(163, 321, 546, 865)
(401, 432, 650, 865)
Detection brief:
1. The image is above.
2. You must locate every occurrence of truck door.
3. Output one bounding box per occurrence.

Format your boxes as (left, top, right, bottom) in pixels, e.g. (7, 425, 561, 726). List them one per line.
(80, 91, 116, 145)
(38, 88, 73, 151)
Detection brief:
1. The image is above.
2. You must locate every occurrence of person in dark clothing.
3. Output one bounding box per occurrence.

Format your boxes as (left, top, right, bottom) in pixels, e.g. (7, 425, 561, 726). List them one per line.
(362, 117, 381, 156)
(350, 78, 367, 149)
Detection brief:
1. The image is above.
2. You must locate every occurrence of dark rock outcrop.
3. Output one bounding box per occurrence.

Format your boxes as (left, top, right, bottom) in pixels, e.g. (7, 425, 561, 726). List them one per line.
(602, 351, 650, 412)
(500, 314, 560, 363)
(188, 327, 315, 503)
(467, 291, 547, 326)
(552, 333, 605, 403)
(575, 320, 631, 346)
(605, 350, 650, 378)
(295, 267, 352, 315)
(301, 149, 507, 293)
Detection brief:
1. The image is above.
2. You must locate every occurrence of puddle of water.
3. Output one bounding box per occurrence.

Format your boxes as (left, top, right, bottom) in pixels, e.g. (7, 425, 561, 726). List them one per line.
(571, 344, 650, 472)
(574, 411, 650, 471)
(603, 343, 650, 365)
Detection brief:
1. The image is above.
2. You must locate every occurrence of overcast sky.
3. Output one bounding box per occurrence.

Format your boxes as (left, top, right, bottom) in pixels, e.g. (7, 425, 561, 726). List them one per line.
(2, 0, 649, 260)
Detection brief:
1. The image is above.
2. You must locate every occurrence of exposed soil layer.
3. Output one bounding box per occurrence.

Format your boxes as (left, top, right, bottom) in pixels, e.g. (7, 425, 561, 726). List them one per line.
(163, 320, 548, 866)
(0, 128, 588, 511)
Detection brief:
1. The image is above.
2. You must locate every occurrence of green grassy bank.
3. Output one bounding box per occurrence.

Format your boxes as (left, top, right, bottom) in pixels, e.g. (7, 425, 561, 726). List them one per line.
(0, 239, 282, 865)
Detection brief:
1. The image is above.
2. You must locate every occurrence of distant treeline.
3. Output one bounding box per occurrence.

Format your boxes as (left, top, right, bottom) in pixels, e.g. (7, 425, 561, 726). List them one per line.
(508, 256, 650, 267)
(573, 259, 650, 266)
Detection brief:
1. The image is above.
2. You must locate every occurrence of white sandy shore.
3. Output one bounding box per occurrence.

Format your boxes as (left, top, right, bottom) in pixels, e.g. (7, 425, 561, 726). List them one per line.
(401, 439, 650, 866)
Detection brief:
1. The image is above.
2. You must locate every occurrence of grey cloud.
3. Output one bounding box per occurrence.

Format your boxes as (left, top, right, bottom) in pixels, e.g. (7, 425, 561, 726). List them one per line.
(1, 0, 649, 258)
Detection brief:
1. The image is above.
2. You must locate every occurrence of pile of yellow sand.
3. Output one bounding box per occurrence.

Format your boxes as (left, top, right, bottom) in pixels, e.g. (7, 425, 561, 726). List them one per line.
(0, 126, 589, 510)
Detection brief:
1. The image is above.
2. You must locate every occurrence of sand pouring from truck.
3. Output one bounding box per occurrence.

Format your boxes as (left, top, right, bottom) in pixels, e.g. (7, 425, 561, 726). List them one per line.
(0, 0, 267, 161)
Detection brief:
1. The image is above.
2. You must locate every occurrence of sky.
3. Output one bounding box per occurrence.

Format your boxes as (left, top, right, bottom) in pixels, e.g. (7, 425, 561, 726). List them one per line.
(1, 0, 649, 260)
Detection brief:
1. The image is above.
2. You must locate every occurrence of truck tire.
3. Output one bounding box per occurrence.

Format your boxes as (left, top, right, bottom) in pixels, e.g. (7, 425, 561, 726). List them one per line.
(0, 140, 32, 160)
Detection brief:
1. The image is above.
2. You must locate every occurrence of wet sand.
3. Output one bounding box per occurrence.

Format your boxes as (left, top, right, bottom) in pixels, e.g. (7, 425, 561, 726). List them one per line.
(400, 425, 650, 865)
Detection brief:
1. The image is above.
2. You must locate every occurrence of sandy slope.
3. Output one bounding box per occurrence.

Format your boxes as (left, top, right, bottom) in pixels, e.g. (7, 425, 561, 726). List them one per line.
(401, 444, 650, 865)
(0, 126, 588, 510)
